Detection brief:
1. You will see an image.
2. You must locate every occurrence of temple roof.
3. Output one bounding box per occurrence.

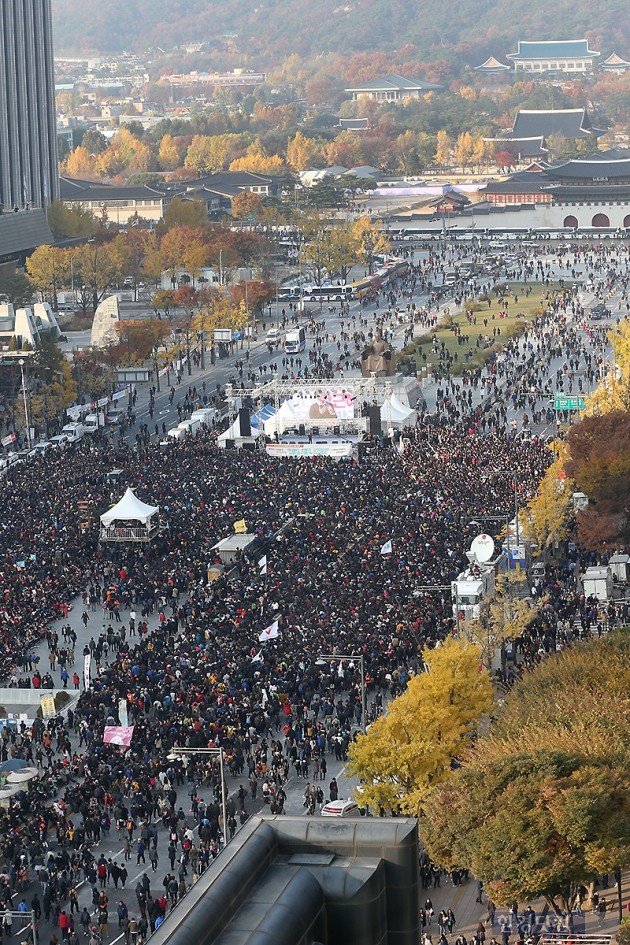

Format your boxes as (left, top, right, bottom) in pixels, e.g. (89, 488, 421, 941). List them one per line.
(507, 40, 599, 61)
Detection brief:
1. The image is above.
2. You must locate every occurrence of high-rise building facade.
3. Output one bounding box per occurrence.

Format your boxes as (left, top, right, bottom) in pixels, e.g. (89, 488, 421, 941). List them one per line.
(0, 0, 59, 213)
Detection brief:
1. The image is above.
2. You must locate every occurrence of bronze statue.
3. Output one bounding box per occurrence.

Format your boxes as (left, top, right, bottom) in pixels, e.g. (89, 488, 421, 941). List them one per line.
(361, 329, 396, 377)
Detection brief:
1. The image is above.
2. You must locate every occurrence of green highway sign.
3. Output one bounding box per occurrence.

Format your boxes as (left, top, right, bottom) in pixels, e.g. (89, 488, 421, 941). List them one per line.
(554, 394, 585, 411)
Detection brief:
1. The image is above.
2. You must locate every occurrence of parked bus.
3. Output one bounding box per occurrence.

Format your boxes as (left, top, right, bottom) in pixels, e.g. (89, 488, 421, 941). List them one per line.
(301, 285, 354, 302)
(284, 326, 306, 353)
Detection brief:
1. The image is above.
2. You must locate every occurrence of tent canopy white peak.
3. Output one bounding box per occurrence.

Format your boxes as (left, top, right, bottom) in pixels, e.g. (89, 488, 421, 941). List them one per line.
(100, 487, 159, 526)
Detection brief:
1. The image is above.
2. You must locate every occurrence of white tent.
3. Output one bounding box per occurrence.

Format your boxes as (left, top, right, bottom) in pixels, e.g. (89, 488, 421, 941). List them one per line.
(217, 413, 263, 450)
(381, 394, 416, 429)
(100, 488, 159, 526)
(263, 399, 296, 437)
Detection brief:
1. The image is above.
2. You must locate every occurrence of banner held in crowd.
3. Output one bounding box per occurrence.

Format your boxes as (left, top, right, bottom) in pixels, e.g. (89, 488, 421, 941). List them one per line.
(103, 725, 135, 747)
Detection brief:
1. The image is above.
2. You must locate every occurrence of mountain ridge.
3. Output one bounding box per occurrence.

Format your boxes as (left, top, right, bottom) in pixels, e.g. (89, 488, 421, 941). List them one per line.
(51, 0, 630, 73)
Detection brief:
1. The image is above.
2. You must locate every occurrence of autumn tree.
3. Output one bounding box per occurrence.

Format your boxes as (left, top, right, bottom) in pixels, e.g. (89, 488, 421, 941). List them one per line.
(394, 130, 418, 175)
(286, 131, 323, 171)
(423, 630, 630, 912)
(585, 319, 630, 415)
(0, 271, 34, 308)
(434, 130, 452, 167)
(347, 638, 493, 815)
(454, 132, 474, 170)
(114, 318, 171, 365)
(521, 452, 574, 552)
(184, 134, 242, 174)
(47, 200, 99, 240)
(26, 246, 70, 308)
(229, 139, 284, 174)
(72, 240, 117, 312)
(63, 146, 97, 178)
(462, 574, 539, 670)
(231, 191, 265, 222)
(158, 133, 182, 171)
(495, 150, 516, 171)
(163, 197, 208, 230)
(326, 132, 363, 168)
(352, 216, 390, 274)
(565, 409, 630, 551)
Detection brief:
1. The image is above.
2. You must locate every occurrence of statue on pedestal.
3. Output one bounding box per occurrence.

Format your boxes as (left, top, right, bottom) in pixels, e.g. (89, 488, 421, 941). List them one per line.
(361, 329, 395, 377)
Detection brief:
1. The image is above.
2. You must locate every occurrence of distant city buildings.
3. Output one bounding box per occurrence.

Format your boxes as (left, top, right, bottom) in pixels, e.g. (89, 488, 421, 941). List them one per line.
(165, 69, 266, 89)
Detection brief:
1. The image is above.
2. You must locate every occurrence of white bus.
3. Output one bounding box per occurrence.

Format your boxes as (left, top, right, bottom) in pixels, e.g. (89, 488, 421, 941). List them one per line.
(301, 285, 354, 302)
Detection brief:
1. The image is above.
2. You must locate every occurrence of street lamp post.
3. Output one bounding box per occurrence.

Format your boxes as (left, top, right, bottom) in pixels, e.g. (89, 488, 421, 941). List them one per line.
(18, 359, 32, 449)
(317, 653, 366, 734)
(168, 747, 228, 847)
(4, 911, 37, 945)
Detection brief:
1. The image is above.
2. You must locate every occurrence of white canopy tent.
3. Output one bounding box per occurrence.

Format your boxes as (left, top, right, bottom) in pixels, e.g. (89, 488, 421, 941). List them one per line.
(263, 399, 297, 437)
(217, 414, 263, 450)
(99, 487, 160, 543)
(380, 394, 416, 429)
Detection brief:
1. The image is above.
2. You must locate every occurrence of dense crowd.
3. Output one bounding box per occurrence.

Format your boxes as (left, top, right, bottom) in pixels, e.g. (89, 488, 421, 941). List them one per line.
(0, 236, 626, 944)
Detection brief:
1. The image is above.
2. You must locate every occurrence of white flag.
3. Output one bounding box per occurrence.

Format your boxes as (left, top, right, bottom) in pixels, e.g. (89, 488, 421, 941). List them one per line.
(258, 555, 267, 575)
(259, 619, 279, 642)
(118, 698, 128, 728)
(380, 539, 393, 555)
(251, 650, 263, 663)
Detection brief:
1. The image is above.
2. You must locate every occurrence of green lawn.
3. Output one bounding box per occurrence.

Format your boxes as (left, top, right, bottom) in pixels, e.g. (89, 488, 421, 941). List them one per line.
(399, 281, 564, 376)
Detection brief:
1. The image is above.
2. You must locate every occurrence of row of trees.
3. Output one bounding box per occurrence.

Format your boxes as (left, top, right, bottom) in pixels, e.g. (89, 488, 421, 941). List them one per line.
(25, 211, 390, 316)
(348, 630, 630, 912)
(63, 122, 503, 182)
(423, 630, 630, 911)
(518, 319, 630, 555)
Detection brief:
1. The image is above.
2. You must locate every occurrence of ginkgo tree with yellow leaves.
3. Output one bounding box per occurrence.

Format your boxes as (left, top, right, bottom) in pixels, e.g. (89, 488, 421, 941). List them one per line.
(584, 318, 630, 415)
(461, 574, 540, 670)
(346, 638, 493, 815)
(520, 449, 574, 552)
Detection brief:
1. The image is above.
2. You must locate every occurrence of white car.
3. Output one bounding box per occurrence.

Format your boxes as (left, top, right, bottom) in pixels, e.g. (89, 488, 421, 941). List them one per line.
(321, 799, 361, 818)
(28, 441, 53, 456)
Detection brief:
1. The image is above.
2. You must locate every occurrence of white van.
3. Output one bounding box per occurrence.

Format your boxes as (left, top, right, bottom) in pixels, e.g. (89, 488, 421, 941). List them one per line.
(266, 328, 282, 343)
(321, 799, 361, 818)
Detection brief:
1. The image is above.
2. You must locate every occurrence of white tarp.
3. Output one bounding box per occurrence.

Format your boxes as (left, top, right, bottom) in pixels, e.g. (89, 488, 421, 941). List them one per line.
(217, 414, 263, 447)
(100, 488, 159, 526)
(380, 395, 416, 429)
(263, 400, 297, 436)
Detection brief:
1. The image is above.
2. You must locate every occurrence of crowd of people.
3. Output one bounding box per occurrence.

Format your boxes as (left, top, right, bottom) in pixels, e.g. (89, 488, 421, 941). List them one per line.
(0, 234, 626, 944)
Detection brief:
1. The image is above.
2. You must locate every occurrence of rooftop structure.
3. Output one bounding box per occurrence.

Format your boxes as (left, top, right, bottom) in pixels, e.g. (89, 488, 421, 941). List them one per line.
(345, 74, 443, 102)
(600, 53, 630, 74)
(507, 40, 599, 73)
(0, 303, 60, 350)
(149, 814, 419, 945)
(474, 56, 511, 74)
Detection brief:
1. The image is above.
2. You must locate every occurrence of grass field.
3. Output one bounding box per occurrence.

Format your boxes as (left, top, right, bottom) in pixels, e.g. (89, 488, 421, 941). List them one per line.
(399, 281, 564, 376)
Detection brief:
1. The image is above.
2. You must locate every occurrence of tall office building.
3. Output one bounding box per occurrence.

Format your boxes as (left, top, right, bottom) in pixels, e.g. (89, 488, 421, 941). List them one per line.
(0, 0, 59, 213)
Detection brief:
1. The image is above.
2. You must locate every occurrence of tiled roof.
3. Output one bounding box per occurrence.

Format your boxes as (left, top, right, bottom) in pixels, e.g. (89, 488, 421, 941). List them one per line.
(475, 57, 511, 71)
(63, 185, 170, 202)
(601, 53, 630, 66)
(545, 150, 630, 180)
(345, 73, 443, 92)
(0, 210, 54, 258)
(508, 40, 599, 60)
(508, 109, 596, 140)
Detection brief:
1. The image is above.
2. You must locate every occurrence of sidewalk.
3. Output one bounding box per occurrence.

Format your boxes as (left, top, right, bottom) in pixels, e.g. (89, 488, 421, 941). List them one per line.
(423, 871, 630, 942)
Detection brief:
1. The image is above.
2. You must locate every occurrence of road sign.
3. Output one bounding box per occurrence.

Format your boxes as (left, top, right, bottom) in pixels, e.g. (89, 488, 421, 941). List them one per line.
(554, 394, 585, 411)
